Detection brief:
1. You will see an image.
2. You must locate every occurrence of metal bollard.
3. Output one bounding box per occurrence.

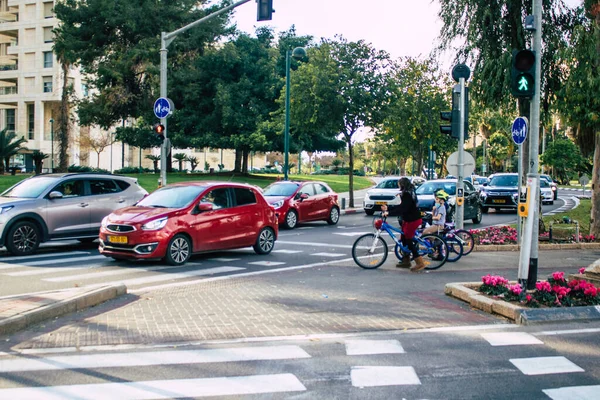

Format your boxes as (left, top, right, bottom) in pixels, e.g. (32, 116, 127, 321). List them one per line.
(341, 198, 346, 210)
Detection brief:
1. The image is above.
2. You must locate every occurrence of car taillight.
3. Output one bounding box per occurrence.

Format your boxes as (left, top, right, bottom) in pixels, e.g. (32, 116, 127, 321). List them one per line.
(374, 219, 383, 229)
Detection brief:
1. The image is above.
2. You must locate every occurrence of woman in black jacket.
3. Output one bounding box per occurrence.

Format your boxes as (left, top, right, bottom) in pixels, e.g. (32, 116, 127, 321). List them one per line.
(380, 177, 426, 272)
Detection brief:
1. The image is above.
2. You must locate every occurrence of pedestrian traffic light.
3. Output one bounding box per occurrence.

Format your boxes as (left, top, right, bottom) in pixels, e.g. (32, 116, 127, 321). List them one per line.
(153, 123, 165, 143)
(510, 49, 535, 98)
(257, 0, 273, 21)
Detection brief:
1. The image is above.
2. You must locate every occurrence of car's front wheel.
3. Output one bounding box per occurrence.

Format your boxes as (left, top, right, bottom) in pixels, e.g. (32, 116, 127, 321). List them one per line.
(472, 206, 483, 224)
(481, 206, 489, 214)
(284, 209, 298, 229)
(5, 221, 41, 256)
(327, 206, 340, 225)
(253, 227, 275, 254)
(365, 209, 375, 216)
(165, 234, 191, 266)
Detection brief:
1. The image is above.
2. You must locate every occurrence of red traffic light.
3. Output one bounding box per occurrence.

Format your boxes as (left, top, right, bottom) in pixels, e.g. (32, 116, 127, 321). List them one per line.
(153, 123, 165, 134)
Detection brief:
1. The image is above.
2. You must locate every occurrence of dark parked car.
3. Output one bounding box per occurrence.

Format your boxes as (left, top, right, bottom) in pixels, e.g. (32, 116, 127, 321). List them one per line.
(415, 179, 483, 224)
(479, 173, 519, 213)
(99, 182, 278, 265)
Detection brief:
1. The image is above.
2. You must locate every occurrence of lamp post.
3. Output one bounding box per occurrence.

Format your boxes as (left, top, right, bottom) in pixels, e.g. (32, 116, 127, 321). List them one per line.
(283, 47, 307, 181)
(49, 118, 54, 172)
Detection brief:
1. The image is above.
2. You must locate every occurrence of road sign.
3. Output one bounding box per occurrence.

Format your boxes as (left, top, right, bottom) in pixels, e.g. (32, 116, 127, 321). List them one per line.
(446, 151, 475, 177)
(512, 117, 528, 145)
(154, 97, 172, 119)
(579, 174, 589, 186)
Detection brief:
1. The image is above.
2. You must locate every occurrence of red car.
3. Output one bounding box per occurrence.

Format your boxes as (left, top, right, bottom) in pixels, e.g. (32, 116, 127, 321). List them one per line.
(262, 181, 340, 229)
(99, 182, 278, 265)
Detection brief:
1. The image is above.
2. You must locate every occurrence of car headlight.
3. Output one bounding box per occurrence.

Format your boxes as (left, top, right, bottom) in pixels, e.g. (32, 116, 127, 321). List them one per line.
(272, 200, 284, 209)
(101, 216, 109, 228)
(551, 186, 557, 191)
(142, 217, 168, 231)
(479, 191, 487, 198)
(0, 205, 13, 214)
(448, 197, 456, 206)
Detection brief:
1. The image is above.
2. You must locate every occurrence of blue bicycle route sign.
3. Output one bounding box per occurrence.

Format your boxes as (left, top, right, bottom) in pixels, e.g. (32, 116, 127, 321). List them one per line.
(154, 97, 171, 119)
(511, 117, 528, 145)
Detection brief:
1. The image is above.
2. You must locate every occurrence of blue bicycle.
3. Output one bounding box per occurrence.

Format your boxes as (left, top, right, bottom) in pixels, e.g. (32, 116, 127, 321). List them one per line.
(352, 214, 449, 270)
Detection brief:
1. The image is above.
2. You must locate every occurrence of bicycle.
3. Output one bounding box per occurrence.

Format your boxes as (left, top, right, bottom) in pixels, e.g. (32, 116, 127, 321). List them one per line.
(352, 214, 449, 270)
(421, 214, 471, 262)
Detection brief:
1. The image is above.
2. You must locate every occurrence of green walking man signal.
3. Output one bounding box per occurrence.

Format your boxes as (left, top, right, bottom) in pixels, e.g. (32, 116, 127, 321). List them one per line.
(510, 49, 536, 98)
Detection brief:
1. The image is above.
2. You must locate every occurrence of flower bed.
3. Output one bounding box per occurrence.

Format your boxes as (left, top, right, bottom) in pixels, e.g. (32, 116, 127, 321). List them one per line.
(479, 268, 600, 308)
(471, 225, 597, 245)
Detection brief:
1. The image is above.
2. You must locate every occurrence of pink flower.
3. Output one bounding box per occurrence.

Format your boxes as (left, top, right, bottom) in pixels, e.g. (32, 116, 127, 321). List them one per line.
(579, 267, 586, 274)
(551, 272, 565, 282)
(584, 286, 598, 297)
(526, 294, 532, 302)
(536, 281, 552, 292)
(508, 284, 522, 295)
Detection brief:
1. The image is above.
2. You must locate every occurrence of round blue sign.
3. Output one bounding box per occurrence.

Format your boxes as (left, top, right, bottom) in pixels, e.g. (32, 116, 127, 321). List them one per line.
(154, 97, 171, 119)
(511, 117, 528, 145)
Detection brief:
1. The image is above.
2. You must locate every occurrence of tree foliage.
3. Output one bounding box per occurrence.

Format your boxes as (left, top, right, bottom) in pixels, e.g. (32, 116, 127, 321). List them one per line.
(0, 129, 27, 174)
(540, 137, 584, 183)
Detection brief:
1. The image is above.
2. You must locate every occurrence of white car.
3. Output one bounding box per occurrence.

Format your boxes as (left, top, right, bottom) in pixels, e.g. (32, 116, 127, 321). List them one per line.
(540, 180, 554, 205)
(363, 176, 425, 215)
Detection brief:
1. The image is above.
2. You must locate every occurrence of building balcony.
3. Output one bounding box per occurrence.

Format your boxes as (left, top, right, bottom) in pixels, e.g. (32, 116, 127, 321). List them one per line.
(0, 10, 17, 23)
(0, 62, 16, 71)
(0, 85, 17, 95)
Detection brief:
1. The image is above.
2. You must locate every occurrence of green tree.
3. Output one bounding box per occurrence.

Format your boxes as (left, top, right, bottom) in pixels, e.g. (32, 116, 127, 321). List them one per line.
(289, 37, 392, 206)
(32, 151, 49, 175)
(488, 132, 512, 172)
(173, 153, 187, 171)
(145, 154, 160, 173)
(540, 138, 584, 184)
(0, 129, 27, 174)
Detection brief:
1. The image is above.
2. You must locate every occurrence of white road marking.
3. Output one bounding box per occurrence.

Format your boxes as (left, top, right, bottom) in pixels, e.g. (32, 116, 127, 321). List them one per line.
(247, 261, 286, 266)
(481, 332, 543, 346)
(345, 340, 405, 355)
(0, 345, 310, 373)
(86, 266, 244, 288)
(44, 266, 173, 282)
(6, 266, 99, 276)
(351, 366, 421, 387)
(510, 356, 584, 375)
(543, 385, 600, 400)
(332, 232, 371, 236)
(0, 374, 306, 399)
(276, 240, 354, 249)
(536, 328, 600, 336)
(0, 251, 90, 262)
(311, 252, 346, 257)
(272, 250, 303, 254)
(206, 258, 241, 262)
(11, 255, 107, 267)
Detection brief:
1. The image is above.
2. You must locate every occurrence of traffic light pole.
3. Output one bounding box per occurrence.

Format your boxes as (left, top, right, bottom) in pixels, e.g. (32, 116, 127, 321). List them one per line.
(159, 0, 252, 186)
(455, 77, 466, 230)
(518, 0, 542, 289)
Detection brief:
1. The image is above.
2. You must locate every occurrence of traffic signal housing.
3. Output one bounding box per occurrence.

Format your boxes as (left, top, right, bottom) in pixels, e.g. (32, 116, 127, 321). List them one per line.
(153, 123, 165, 143)
(257, 0, 273, 21)
(440, 85, 469, 140)
(511, 49, 535, 98)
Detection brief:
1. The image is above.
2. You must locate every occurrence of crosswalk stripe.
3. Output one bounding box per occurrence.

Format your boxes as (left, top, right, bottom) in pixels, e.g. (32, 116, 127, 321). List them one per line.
(311, 252, 346, 257)
(333, 232, 371, 237)
(277, 240, 354, 249)
(510, 356, 584, 375)
(44, 266, 173, 283)
(248, 261, 286, 266)
(6, 265, 99, 276)
(0, 251, 90, 262)
(272, 249, 303, 254)
(0, 345, 311, 372)
(543, 385, 600, 400)
(351, 366, 421, 387)
(86, 266, 245, 288)
(14, 255, 106, 267)
(345, 340, 405, 355)
(481, 332, 543, 346)
(0, 374, 306, 399)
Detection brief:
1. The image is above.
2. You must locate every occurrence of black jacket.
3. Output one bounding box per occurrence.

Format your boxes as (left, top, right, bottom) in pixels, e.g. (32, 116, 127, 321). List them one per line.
(387, 190, 421, 222)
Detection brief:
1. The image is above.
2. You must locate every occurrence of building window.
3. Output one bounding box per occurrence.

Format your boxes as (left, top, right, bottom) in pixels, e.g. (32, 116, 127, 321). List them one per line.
(43, 76, 52, 93)
(43, 27, 54, 43)
(27, 104, 34, 140)
(6, 109, 15, 133)
(43, 2, 54, 18)
(81, 83, 88, 97)
(43, 51, 53, 68)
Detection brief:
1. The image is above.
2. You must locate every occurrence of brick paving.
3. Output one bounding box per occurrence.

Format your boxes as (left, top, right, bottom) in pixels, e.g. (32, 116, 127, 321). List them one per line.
(5, 265, 498, 350)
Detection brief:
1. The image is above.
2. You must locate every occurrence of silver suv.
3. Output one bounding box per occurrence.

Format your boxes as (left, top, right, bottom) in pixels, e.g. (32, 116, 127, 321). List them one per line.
(0, 173, 148, 256)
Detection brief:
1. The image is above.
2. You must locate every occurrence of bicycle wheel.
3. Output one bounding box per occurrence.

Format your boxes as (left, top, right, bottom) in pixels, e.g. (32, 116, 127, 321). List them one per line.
(418, 234, 448, 270)
(444, 235, 464, 263)
(352, 233, 388, 269)
(455, 229, 475, 255)
(394, 242, 410, 260)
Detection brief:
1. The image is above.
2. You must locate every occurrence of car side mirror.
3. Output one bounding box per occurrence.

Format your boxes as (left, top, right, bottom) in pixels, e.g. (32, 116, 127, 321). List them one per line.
(49, 191, 63, 199)
(198, 202, 214, 212)
(299, 193, 309, 200)
(482, 183, 488, 187)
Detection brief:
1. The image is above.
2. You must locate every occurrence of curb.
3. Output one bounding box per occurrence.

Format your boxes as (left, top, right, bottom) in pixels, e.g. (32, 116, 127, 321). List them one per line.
(444, 282, 600, 325)
(474, 243, 600, 252)
(341, 208, 363, 215)
(0, 284, 127, 336)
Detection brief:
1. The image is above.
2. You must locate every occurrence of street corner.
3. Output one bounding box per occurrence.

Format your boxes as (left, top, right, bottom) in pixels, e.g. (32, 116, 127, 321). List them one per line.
(0, 284, 127, 337)
(341, 207, 363, 215)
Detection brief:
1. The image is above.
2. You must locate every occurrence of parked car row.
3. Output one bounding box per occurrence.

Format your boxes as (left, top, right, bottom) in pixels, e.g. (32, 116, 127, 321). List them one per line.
(0, 174, 341, 265)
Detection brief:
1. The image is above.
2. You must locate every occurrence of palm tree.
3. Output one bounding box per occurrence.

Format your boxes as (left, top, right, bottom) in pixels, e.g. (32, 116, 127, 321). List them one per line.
(186, 156, 199, 172)
(145, 154, 160, 173)
(173, 153, 187, 172)
(31, 151, 49, 174)
(0, 129, 28, 174)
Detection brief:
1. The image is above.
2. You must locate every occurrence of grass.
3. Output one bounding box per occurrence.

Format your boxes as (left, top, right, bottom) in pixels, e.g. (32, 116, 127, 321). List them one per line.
(0, 172, 374, 194)
(542, 198, 591, 236)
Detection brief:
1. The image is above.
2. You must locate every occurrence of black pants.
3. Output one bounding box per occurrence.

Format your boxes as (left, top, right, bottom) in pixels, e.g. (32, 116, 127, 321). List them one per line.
(402, 237, 419, 259)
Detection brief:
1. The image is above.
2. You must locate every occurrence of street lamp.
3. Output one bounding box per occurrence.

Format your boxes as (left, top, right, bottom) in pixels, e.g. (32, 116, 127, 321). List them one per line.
(49, 118, 54, 172)
(283, 47, 307, 181)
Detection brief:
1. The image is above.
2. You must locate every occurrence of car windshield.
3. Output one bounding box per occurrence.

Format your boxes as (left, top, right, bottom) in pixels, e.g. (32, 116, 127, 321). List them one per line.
(375, 179, 400, 189)
(416, 181, 457, 196)
(490, 175, 518, 187)
(137, 185, 205, 208)
(540, 175, 552, 183)
(540, 180, 550, 188)
(263, 182, 299, 197)
(475, 177, 489, 184)
(1, 176, 60, 198)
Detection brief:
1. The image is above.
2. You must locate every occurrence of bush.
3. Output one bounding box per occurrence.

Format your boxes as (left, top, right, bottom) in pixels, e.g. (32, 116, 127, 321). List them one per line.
(113, 167, 152, 174)
(67, 165, 110, 174)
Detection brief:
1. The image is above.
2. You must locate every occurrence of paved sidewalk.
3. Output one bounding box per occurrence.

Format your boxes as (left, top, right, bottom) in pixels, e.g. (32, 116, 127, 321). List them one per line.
(0, 285, 126, 336)
(2, 249, 596, 351)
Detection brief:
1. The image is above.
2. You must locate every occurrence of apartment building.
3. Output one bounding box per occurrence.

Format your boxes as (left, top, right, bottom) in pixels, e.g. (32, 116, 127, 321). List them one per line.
(0, 0, 267, 173)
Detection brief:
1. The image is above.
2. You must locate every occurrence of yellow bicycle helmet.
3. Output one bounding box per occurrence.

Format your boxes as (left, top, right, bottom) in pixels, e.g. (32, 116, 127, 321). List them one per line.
(435, 190, 450, 200)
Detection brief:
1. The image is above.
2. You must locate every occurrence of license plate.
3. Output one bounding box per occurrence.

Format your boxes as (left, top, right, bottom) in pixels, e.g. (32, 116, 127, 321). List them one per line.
(108, 235, 128, 244)
(375, 201, 387, 205)
(492, 199, 506, 204)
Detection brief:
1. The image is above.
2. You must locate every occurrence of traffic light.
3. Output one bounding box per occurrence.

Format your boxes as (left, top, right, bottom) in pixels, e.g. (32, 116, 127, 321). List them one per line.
(257, 0, 273, 21)
(153, 123, 165, 143)
(510, 49, 535, 98)
(440, 85, 469, 140)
